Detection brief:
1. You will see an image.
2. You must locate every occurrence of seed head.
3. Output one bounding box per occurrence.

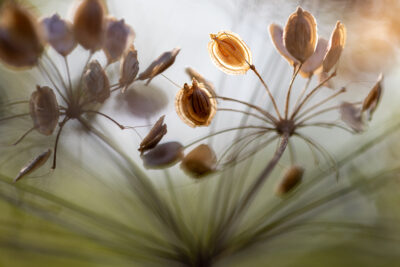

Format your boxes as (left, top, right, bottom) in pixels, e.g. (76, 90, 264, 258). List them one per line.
(141, 142, 184, 169)
(138, 115, 167, 154)
(275, 165, 304, 196)
(41, 14, 76, 56)
(83, 60, 110, 103)
(119, 45, 139, 93)
(14, 149, 52, 183)
(323, 21, 346, 73)
(180, 144, 217, 178)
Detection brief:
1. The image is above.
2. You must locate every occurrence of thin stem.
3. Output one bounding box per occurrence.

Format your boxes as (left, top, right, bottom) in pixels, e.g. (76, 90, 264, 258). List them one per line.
(0, 100, 29, 107)
(13, 127, 35, 145)
(64, 56, 73, 100)
(84, 110, 125, 130)
(293, 76, 312, 112)
(298, 122, 354, 134)
(52, 118, 69, 169)
(161, 74, 181, 89)
(44, 53, 68, 93)
(0, 113, 30, 122)
(217, 108, 272, 124)
(38, 62, 69, 105)
(284, 63, 302, 119)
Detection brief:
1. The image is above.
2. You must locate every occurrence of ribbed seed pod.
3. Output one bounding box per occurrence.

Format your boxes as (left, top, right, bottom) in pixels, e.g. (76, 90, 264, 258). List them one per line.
(138, 115, 167, 154)
(14, 149, 51, 183)
(83, 60, 110, 103)
(269, 24, 299, 66)
(362, 74, 383, 120)
(323, 21, 346, 73)
(103, 17, 134, 64)
(181, 144, 217, 178)
(41, 14, 76, 56)
(141, 142, 184, 169)
(119, 45, 139, 93)
(299, 38, 328, 78)
(185, 67, 216, 99)
(275, 165, 304, 196)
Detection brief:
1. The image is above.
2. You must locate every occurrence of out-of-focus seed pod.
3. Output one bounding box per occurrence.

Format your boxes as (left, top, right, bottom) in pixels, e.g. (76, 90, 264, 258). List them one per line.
(175, 78, 217, 127)
(340, 102, 363, 133)
(208, 31, 252, 75)
(299, 38, 328, 78)
(185, 67, 216, 99)
(269, 24, 299, 66)
(103, 17, 134, 64)
(275, 165, 304, 196)
(14, 149, 52, 183)
(138, 115, 167, 154)
(362, 74, 383, 121)
(83, 60, 110, 103)
(73, 0, 105, 51)
(0, 2, 43, 68)
(30, 86, 59, 136)
(137, 47, 180, 85)
(323, 21, 346, 73)
(141, 142, 183, 169)
(181, 144, 217, 178)
(119, 45, 139, 93)
(41, 14, 76, 56)
(283, 7, 317, 63)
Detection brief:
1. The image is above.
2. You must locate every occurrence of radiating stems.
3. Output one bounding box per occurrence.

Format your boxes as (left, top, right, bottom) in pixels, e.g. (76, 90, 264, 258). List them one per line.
(64, 56, 74, 100)
(284, 63, 302, 119)
(0, 113, 30, 122)
(293, 75, 312, 112)
(217, 108, 272, 124)
(38, 61, 69, 105)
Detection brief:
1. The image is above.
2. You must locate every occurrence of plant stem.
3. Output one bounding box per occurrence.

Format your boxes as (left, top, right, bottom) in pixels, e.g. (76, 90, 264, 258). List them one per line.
(284, 63, 302, 119)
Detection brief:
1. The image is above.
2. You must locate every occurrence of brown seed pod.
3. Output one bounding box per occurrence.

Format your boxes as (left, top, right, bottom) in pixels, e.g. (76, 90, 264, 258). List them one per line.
(323, 21, 346, 73)
(83, 60, 110, 103)
(208, 31, 252, 75)
(30, 86, 60, 136)
(185, 67, 216, 99)
(119, 45, 139, 93)
(275, 165, 304, 196)
(340, 102, 363, 133)
(138, 115, 167, 154)
(0, 2, 44, 68)
(41, 14, 77, 56)
(180, 144, 217, 178)
(141, 142, 183, 169)
(14, 149, 52, 183)
(137, 47, 180, 85)
(362, 74, 383, 121)
(175, 78, 217, 128)
(269, 24, 299, 66)
(283, 7, 317, 63)
(299, 38, 328, 78)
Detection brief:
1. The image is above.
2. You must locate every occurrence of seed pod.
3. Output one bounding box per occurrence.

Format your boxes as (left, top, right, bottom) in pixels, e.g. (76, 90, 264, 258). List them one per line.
(362, 74, 383, 121)
(175, 78, 217, 127)
(119, 45, 139, 93)
(141, 142, 183, 169)
(340, 102, 363, 133)
(14, 149, 52, 183)
(299, 38, 328, 78)
(73, 0, 106, 51)
(83, 60, 110, 103)
(30, 86, 60, 136)
(269, 24, 299, 66)
(137, 47, 180, 85)
(283, 7, 317, 63)
(323, 21, 346, 73)
(208, 31, 252, 74)
(41, 14, 76, 56)
(181, 144, 217, 178)
(185, 67, 216, 99)
(103, 17, 135, 64)
(138, 115, 167, 154)
(275, 165, 304, 196)
(0, 2, 44, 68)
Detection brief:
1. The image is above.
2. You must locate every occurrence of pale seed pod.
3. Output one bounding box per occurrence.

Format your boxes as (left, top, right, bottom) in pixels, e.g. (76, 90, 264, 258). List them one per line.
(340, 102, 363, 133)
(283, 7, 317, 63)
(362, 74, 383, 121)
(323, 21, 346, 73)
(299, 38, 328, 78)
(14, 149, 51, 183)
(275, 165, 304, 196)
(175, 78, 217, 128)
(318, 71, 334, 89)
(141, 142, 183, 169)
(208, 31, 252, 75)
(138, 47, 180, 85)
(269, 24, 299, 66)
(30, 86, 60, 136)
(180, 144, 217, 178)
(185, 67, 216, 100)
(83, 60, 110, 103)
(119, 45, 139, 93)
(41, 14, 77, 56)
(138, 115, 167, 154)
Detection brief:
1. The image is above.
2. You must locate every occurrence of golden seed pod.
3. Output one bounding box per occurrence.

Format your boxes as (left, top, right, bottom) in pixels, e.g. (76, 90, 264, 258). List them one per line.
(138, 47, 180, 85)
(180, 144, 217, 178)
(138, 115, 167, 154)
(275, 165, 304, 196)
(283, 7, 317, 63)
(185, 67, 216, 99)
(73, 0, 106, 51)
(0, 2, 44, 68)
(41, 14, 77, 57)
(269, 24, 299, 66)
(340, 102, 363, 133)
(323, 21, 346, 73)
(83, 60, 110, 103)
(141, 142, 184, 169)
(30, 86, 60, 136)
(299, 38, 328, 78)
(175, 78, 217, 128)
(14, 149, 51, 183)
(362, 74, 383, 121)
(208, 31, 252, 75)
(119, 45, 139, 93)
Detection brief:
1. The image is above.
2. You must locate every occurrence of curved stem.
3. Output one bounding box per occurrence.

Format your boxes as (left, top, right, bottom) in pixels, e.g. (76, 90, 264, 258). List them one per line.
(217, 108, 272, 124)
(284, 63, 302, 119)
(293, 76, 312, 112)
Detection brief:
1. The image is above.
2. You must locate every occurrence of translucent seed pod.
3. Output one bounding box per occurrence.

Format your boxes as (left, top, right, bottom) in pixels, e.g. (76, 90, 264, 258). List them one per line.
(299, 38, 328, 78)
(180, 144, 217, 178)
(323, 21, 346, 73)
(138, 115, 167, 154)
(119, 45, 139, 93)
(269, 24, 299, 66)
(362, 74, 383, 121)
(14, 149, 51, 183)
(175, 78, 217, 128)
(208, 31, 252, 75)
(275, 165, 304, 196)
(340, 102, 363, 133)
(83, 60, 110, 103)
(141, 142, 183, 169)
(30, 86, 60, 136)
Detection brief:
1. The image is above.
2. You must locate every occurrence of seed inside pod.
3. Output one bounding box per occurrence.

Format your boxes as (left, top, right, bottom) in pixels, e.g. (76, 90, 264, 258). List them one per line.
(119, 45, 139, 93)
(340, 102, 363, 133)
(83, 60, 110, 103)
(185, 67, 216, 99)
(323, 21, 346, 73)
(41, 14, 76, 56)
(275, 165, 304, 196)
(14, 149, 52, 183)
(362, 74, 383, 121)
(180, 144, 217, 178)
(141, 142, 183, 169)
(138, 115, 167, 154)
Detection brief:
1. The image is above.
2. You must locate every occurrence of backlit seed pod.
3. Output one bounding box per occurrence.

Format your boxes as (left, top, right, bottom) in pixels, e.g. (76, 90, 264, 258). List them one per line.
(323, 21, 346, 73)
(185, 67, 216, 99)
(340, 102, 363, 133)
(208, 31, 252, 74)
(30, 86, 60, 136)
(14, 149, 51, 183)
(141, 142, 183, 169)
(138, 115, 167, 154)
(103, 17, 135, 64)
(83, 60, 110, 103)
(119, 45, 139, 93)
(362, 74, 383, 121)
(283, 7, 317, 63)
(180, 144, 217, 178)
(138, 47, 180, 85)
(73, 0, 106, 51)
(299, 38, 328, 78)
(275, 165, 304, 196)
(175, 78, 217, 127)
(0, 3, 44, 68)
(269, 24, 299, 66)
(41, 14, 76, 56)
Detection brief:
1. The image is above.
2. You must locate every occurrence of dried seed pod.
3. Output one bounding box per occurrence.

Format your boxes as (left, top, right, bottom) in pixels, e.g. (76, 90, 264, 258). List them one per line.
(340, 102, 363, 133)
(41, 14, 76, 56)
(318, 71, 334, 89)
(119, 45, 139, 93)
(103, 17, 135, 64)
(275, 165, 304, 196)
(14, 149, 52, 183)
(0, 2, 44, 68)
(299, 38, 328, 78)
(73, 0, 106, 51)
(141, 142, 183, 169)
(175, 78, 217, 127)
(185, 67, 216, 99)
(30, 86, 60, 136)
(137, 48, 180, 85)
(323, 21, 346, 73)
(138, 115, 167, 154)
(181, 144, 217, 178)
(283, 7, 317, 63)
(362, 74, 383, 121)
(83, 60, 110, 103)
(208, 31, 252, 74)
(269, 24, 299, 66)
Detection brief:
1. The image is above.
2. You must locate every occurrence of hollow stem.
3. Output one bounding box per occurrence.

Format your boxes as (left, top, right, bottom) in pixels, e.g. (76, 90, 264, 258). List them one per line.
(284, 63, 302, 119)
